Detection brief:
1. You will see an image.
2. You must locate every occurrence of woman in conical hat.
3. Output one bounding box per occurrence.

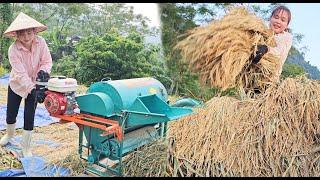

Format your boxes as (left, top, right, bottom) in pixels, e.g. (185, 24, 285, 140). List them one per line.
(0, 12, 52, 158)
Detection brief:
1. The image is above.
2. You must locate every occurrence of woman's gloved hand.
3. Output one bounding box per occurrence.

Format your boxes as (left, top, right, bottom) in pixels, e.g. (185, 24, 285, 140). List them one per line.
(34, 70, 50, 103)
(36, 70, 50, 82)
(250, 44, 269, 64)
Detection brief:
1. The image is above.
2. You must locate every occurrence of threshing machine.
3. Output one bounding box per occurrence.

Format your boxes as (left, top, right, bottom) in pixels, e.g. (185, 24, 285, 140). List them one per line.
(42, 76, 196, 176)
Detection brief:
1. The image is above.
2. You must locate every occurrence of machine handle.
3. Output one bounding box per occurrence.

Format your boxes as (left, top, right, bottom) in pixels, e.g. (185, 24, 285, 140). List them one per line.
(101, 77, 112, 83)
(122, 110, 166, 117)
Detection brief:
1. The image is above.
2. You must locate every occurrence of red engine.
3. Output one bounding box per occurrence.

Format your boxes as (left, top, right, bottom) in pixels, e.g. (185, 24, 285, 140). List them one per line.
(44, 91, 67, 115)
(42, 76, 78, 116)
(44, 91, 78, 115)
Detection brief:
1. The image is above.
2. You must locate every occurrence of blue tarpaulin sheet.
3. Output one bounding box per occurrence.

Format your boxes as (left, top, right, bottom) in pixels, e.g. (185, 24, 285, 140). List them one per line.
(0, 74, 9, 85)
(3, 136, 61, 159)
(0, 105, 59, 131)
(0, 169, 26, 177)
(0, 156, 71, 177)
(20, 156, 70, 177)
(0, 137, 69, 177)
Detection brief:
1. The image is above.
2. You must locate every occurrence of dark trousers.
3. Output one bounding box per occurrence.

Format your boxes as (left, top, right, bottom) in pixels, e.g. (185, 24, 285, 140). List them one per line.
(6, 86, 37, 131)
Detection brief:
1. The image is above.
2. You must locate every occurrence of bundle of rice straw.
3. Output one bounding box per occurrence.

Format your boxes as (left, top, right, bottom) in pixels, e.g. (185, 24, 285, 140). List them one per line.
(174, 6, 280, 93)
(167, 76, 320, 176)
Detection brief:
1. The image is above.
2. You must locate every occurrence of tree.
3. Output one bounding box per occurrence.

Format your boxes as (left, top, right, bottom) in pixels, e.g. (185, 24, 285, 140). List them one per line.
(0, 3, 13, 68)
(41, 27, 72, 61)
(12, 3, 90, 33)
(281, 63, 306, 79)
(160, 3, 220, 97)
(53, 29, 169, 86)
(82, 3, 152, 36)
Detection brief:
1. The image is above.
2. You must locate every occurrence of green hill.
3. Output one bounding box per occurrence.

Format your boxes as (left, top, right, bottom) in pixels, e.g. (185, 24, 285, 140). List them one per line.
(286, 47, 320, 80)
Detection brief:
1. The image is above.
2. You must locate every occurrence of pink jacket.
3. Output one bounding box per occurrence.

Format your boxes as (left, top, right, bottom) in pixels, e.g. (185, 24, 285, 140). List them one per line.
(269, 31, 293, 81)
(8, 35, 52, 98)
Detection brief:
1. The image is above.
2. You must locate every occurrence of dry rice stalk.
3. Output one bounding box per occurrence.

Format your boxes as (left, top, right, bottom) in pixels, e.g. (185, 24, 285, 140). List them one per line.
(0, 146, 22, 170)
(32, 122, 79, 164)
(0, 85, 7, 105)
(52, 152, 87, 177)
(174, 6, 280, 93)
(168, 76, 320, 176)
(122, 139, 169, 177)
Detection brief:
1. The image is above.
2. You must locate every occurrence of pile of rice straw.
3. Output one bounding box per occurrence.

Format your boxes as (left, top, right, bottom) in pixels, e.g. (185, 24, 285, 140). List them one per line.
(122, 139, 169, 177)
(174, 6, 280, 93)
(167, 76, 320, 176)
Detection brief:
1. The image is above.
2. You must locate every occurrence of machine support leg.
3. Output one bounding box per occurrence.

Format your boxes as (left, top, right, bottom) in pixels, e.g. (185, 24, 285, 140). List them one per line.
(88, 127, 92, 158)
(118, 141, 123, 176)
(160, 122, 165, 137)
(79, 126, 84, 157)
(163, 122, 168, 137)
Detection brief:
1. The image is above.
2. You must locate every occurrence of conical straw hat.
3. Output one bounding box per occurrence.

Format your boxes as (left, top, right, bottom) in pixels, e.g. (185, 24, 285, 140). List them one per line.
(3, 12, 47, 38)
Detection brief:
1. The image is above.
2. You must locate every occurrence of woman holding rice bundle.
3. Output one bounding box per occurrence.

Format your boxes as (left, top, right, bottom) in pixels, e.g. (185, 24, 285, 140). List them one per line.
(252, 5, 293, 82)
(175, 5, 293, 93)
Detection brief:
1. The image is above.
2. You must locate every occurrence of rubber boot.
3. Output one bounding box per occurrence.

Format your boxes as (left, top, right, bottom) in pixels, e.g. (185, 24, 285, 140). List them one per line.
(0, 123, 15, 146)
(22, 130, 33, 157)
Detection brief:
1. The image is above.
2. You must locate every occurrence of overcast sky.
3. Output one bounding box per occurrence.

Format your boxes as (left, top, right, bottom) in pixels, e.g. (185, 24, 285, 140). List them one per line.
(125, 3, 160, 28)
(286, 3, 320, 68)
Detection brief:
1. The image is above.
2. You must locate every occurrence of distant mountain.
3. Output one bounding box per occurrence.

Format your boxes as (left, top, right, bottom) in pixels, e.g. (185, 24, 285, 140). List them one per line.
(286, 47, 320, 80)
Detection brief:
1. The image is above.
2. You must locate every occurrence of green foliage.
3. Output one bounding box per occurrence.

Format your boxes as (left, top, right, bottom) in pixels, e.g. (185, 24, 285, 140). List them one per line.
(183, 81, 237, 102)
(161, 4, 201, 95)
(41, 28, 71, 61)
(51, 55, 78, 78)
(90, 3, 152, 36)
(0, 3, 13, 68)
(53, 30, 168, 87)
(286, 46, 320, 79)
(0, 65, 8, 77)
(10, 3, 155, 59)
(281, 63, 306, 79)
(13, 3, 91, 33)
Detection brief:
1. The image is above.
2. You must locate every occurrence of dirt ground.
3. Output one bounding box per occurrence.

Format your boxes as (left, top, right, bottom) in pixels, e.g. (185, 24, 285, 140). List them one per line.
(0, 84, 89, 176)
